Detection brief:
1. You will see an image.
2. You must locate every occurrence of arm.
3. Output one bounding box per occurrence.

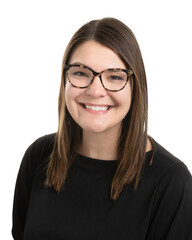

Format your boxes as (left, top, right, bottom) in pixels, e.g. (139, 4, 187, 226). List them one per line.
(12, 143, 35, 239)
(12, 134, 54, 240)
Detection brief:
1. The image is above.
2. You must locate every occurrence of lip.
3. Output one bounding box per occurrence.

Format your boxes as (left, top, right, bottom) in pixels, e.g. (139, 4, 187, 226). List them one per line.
(81, 103, 112, 107)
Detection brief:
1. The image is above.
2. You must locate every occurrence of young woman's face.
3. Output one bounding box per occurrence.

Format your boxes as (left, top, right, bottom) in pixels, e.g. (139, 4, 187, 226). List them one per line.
(65, 40, 133, 134)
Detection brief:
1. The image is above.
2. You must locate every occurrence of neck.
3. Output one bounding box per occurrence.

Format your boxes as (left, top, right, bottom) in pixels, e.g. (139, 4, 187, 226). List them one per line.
(78, 128, 121, 160)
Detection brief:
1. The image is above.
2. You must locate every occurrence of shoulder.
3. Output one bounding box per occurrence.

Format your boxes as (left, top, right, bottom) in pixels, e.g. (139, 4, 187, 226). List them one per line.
(21, 133, 56, 174)
(153, 140, 191, 177)
(29, 133, 56, 155)
(144, 139, 192, 194)
(144, 140, 192, 239)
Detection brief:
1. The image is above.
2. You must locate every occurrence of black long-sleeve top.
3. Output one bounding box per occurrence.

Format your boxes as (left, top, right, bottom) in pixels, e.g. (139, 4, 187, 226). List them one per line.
(12, 133, 192, 239)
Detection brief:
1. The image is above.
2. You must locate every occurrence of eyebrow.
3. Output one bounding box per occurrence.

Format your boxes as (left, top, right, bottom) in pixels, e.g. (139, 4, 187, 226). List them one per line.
(69, 62, 91, 68)
(68, 62, 125, 71)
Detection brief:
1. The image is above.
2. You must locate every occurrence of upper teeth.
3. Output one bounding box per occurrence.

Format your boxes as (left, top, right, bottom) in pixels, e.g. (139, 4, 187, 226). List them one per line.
(85, 105, 109, 111)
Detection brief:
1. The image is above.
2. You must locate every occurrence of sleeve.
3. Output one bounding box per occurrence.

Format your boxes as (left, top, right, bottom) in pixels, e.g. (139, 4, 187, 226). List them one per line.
(148, 161, 192, 240)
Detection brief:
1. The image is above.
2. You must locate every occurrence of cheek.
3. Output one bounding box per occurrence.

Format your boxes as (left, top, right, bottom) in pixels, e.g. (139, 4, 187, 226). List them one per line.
(65, 80, 71, 98)
(125, 81, 133, 110)
(115, 82, 133, 113)
(65, 81, 79, 103)
(65, 84, 71, 109)
(65, 84, 83, 116)
(65, 83, 76, 113)
(122, 96, 132, 117)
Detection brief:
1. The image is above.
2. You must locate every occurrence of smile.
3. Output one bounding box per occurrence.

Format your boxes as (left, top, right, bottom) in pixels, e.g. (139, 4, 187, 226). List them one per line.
(85, 105, 109, 111)
(81, 103, 111, 112)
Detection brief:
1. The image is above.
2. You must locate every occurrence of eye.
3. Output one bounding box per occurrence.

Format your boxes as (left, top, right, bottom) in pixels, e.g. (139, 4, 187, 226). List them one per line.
(104, 69, 126, 82)
(68, 66, 92, 78)
(107, 75, 124, 81)
(72, 71, 87, 77)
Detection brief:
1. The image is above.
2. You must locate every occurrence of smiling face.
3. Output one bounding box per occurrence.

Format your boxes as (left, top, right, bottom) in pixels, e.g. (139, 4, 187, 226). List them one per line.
(65, 40, 133, 135)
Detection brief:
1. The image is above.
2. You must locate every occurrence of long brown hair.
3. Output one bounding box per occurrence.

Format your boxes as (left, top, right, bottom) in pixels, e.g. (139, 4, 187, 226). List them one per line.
(45, 17, 155, 200)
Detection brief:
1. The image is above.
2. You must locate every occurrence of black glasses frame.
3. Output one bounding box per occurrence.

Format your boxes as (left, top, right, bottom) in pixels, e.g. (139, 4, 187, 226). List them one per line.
(64, 64, 133, 92)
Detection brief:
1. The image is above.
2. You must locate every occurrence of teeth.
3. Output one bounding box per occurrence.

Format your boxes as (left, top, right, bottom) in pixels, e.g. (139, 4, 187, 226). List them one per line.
(85, 105, 109, 111)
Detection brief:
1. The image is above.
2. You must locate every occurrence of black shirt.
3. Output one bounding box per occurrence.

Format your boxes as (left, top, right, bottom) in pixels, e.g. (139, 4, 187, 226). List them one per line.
(12, 133, 192, 240)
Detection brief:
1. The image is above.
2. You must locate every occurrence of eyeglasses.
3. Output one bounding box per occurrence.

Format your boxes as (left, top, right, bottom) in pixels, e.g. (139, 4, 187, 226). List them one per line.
(64, 64, 133, 92)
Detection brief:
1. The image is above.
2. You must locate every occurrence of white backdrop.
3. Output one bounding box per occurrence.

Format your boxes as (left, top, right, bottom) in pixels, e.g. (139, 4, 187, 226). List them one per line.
(0, 0, 191, 238)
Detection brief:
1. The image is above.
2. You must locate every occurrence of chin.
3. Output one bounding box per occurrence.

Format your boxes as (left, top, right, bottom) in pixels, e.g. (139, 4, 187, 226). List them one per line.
(82, 126, 107, 134)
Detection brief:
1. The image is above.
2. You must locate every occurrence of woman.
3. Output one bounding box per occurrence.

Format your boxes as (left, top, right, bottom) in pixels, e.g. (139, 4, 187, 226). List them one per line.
(12, 18, 192, 239)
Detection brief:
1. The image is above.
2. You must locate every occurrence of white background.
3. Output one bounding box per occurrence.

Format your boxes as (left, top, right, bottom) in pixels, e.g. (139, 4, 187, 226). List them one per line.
(0, 0, 191, 238)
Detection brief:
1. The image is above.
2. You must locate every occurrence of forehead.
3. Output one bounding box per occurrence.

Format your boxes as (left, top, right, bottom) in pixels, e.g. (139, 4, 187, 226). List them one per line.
(69, 40, 126, 71)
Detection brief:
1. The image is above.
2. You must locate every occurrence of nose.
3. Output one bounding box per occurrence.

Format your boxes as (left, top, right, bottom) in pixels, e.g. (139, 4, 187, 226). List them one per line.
(85, 75, 107, 97)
